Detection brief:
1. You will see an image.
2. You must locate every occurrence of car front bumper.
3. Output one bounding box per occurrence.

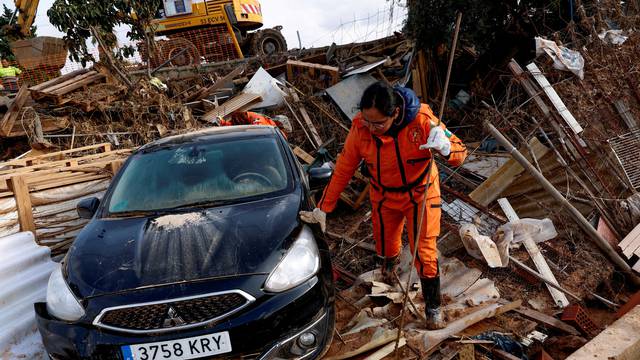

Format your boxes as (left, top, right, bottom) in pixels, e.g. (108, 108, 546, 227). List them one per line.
(35, 276, 334, 360)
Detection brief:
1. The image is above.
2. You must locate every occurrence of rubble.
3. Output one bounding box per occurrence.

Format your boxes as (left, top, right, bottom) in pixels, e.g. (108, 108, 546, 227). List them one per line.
(2, 8, 640, 357)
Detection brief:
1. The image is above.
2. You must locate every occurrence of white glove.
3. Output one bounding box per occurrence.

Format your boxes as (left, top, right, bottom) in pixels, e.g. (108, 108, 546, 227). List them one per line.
(419, 127, 451, 157)
(299, 208, 327, 233)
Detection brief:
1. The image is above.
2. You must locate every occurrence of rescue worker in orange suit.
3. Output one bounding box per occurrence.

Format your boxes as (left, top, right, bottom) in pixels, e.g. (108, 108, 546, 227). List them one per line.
(218, 111, 290, 137)
(300, 82, 467, 329)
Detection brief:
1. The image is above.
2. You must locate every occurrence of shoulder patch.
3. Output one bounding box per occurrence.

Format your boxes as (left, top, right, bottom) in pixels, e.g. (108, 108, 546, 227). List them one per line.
(408, 126, 425, 144)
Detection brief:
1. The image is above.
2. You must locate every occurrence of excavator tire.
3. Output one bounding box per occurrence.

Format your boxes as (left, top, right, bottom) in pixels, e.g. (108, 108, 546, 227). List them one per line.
(158, 38, 201, 67)
(249, 28, 288, 57)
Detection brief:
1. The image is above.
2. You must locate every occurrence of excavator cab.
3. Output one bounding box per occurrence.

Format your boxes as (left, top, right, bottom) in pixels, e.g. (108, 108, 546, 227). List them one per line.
(148, 0, 287, 67)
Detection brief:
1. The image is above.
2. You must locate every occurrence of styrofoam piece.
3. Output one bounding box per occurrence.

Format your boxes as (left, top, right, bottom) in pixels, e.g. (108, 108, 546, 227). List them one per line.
(0, 232, 55, 352)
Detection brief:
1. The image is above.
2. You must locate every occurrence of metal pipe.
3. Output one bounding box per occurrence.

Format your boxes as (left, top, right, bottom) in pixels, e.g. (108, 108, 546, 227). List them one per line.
(485, 121, 640, 286)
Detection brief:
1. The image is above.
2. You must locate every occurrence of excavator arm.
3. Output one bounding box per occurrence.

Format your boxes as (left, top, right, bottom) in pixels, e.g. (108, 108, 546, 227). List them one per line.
(13, 0, 39, 37)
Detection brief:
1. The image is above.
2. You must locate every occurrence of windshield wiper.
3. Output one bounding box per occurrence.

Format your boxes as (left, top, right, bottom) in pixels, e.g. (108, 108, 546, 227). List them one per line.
(108, 210, 165, 218)
(166, 199, 241, 211)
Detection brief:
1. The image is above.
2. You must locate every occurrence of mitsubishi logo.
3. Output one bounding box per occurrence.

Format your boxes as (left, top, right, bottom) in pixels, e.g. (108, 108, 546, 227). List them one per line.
(163, 306, 186, 328)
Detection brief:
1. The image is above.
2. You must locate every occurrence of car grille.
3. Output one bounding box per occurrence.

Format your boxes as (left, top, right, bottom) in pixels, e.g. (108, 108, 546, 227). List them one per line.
(96, 291, 253, 333)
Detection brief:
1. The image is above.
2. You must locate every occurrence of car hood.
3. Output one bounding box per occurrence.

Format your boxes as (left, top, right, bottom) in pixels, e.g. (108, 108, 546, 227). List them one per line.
(66, 193, 302, 298)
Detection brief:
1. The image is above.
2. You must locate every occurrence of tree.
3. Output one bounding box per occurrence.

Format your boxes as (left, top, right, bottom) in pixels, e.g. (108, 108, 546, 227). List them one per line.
(47, 0, 163, 65)
(404, 0, 569, 54)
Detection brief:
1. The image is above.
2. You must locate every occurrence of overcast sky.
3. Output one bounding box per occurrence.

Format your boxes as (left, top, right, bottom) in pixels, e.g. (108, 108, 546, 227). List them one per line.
(1, 0, 406, 49)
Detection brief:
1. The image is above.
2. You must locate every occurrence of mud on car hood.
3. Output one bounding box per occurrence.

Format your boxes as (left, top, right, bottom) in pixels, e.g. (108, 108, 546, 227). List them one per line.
(65, 193, 302, 299)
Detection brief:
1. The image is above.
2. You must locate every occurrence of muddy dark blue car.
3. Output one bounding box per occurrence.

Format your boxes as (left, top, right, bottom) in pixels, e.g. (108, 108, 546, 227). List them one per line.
(35, 126, 335, 359)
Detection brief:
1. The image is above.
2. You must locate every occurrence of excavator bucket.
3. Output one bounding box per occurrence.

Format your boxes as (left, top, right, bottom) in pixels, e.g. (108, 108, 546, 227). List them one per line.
(10, 36, 68, 71)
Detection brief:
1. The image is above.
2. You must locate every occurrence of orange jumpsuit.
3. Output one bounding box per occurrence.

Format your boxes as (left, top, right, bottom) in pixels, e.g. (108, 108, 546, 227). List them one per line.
(318, 104, 467, 278)
(220, 112, 279, 127)
(220, 112, 286, 138)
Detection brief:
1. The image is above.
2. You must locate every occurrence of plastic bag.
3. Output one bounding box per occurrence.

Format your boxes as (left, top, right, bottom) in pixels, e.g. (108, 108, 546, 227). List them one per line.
(535, 37, 585, 79)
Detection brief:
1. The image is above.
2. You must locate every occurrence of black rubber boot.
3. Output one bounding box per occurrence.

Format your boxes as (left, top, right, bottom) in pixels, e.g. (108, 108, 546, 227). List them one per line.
(421, 276, 445, 330)
(377, 255, 399, 284)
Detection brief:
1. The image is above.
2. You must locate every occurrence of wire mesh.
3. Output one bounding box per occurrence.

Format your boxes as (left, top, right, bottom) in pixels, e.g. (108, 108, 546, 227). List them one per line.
(608, 129, 640, 190)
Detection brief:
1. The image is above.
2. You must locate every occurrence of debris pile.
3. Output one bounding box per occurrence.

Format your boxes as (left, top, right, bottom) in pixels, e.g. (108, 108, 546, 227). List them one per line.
(2, 12, 640, 357)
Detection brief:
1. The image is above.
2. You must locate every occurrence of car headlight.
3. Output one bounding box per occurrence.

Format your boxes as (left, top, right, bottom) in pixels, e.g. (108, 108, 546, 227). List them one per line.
(46, 263, 85, 321)
(264, 226, 320, 292)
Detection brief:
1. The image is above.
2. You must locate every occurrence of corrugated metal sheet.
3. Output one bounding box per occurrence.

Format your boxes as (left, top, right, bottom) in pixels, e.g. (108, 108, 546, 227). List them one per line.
(498, 151, 594, 218)
(0, 232, 55, 353)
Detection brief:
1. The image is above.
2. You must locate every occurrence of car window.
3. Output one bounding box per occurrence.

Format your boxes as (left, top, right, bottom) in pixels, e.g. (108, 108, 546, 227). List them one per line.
(107, 137, 290, 213)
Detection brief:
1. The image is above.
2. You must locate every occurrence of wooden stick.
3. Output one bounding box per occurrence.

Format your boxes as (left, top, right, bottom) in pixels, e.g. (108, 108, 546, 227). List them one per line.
(437, 12, 463, 120)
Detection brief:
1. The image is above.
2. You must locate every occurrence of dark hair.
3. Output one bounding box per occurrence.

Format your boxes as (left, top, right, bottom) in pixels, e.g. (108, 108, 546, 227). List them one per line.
(359, 81, 398, 116)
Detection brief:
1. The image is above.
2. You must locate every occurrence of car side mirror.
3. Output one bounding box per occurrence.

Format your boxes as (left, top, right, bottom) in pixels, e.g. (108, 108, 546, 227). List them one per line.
(77, 197, 100, 219)
(308, 164, 333, 190)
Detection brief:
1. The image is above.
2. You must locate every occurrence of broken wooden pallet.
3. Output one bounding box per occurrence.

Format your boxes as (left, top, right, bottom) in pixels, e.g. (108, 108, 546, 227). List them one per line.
(29, 69, 107, 106)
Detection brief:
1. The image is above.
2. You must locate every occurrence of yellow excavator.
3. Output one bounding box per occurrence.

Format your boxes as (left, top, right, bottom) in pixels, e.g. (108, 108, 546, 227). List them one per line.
(6, 0, 68, 76)
(147, 0, 287, 66)
(6, 0, 286, 73)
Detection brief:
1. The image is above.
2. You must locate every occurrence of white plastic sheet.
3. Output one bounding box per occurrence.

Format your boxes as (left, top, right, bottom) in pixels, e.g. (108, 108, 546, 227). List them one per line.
(535, 37, 585, 79)
(598, 30, 629, 45)
(244, 67, 286, 110)
(498, 218, 558, 245)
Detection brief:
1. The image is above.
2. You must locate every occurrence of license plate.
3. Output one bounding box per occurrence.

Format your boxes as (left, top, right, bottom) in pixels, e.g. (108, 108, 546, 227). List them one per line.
(121, 331, 232, 360)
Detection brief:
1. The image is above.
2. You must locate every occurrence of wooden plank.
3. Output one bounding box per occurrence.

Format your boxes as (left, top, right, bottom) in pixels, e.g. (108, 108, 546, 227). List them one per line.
(202, 92, 262, 122)
(51, 73, 106, 96)
(634, 259, 640, 273)
(8, 116, 70, 138)
(185, 66, 244, 102)
(290, 89, 323, 148)
(108, 160, 124, 175)
(458, 344, 475, 360)
(499, 198, 569, 308)
(299, 106, 323, 148)
(620, 223, 640, 255)
(0, 86, 30, 136)
(614, 100, 639, 131)
(508, 59, 551, 118)
(514, 307, 580, 335)
(8, 176, 36, 235)
(43, 71, 98, 94)
(0, 149, 130, 177)
(619, 223, 640, 249)
(469, 138, 550, 206)
(30, 174, 109, 192)
(527, 62, 583, 134)
(293, 146, 314, 163)
(0, 143, 114, 168)
(29, 68, 89, 92)
(0, 157, 127, 187)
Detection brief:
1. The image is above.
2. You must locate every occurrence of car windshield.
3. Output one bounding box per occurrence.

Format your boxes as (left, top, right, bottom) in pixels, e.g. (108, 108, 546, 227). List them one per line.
(107, 136, 290, 213)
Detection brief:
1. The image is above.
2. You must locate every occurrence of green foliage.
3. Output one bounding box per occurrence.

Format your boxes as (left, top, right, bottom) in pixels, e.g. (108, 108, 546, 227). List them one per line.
(405, 0, 567, 54)
(0, 5, 15, 60)
(48, 0, 163, 65)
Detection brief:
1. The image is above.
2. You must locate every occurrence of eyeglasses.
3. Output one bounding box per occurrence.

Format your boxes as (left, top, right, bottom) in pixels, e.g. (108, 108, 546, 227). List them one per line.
(361, 116, 390, 130)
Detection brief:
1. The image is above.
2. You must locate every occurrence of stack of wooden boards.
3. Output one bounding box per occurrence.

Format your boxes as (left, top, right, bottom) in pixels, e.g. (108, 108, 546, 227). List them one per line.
(0, 143, 131, 254)
(29, 68, 107, 106)
(619, 223, 640, 273)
